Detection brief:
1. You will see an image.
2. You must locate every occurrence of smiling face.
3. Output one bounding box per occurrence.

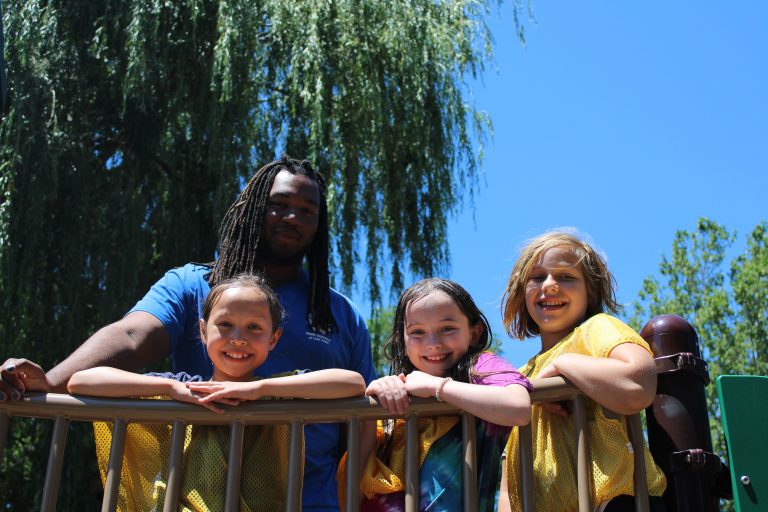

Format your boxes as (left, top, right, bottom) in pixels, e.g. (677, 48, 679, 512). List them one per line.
(200, 286, 281, 381)
(259, 170, 321, 265)
(403, 291, 482, 377)
(524, 245, 589, 349)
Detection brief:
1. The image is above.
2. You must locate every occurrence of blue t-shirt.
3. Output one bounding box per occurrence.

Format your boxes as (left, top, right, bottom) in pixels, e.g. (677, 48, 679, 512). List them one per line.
(130, 263, 376, 511)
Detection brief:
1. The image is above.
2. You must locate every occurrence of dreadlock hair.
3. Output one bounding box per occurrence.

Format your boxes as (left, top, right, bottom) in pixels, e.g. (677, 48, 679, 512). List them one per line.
(210, 154, 334, 332)
(385, 278, 492, 383)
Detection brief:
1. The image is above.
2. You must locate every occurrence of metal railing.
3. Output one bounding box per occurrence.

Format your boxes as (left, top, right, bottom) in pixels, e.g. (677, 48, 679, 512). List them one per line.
(0, 376, 651, 512)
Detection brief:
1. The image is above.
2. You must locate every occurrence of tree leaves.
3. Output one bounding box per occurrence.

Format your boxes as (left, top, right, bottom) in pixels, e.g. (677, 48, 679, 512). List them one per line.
(0, 2, 526, 507)
(630, 218, 768, 460)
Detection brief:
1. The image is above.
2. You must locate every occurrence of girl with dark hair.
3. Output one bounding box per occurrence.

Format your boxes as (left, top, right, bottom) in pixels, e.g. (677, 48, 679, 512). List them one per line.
(340, 278, 531, 511)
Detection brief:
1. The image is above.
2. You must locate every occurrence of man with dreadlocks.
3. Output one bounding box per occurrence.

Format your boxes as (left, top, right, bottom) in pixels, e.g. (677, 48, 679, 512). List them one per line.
(0, 155, 376, 511)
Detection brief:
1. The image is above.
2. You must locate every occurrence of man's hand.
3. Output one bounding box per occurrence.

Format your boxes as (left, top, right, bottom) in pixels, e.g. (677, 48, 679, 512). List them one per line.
(0, 358, 52, 400)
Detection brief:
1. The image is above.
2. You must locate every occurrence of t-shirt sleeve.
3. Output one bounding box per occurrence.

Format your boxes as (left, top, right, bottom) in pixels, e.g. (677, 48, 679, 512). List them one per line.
(344, 303, 377, 385)
(583, 314, 653, 359)
(129, 266, 195, 350)
(471, 352, 533, 392)
(143, 371, 204, 383)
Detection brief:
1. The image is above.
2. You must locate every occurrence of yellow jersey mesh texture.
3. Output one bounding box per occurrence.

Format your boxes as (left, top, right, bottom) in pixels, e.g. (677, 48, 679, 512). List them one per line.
(506, 314, 666, 512)
(94, 416, 300, 511)
(337, 416, 459, 507)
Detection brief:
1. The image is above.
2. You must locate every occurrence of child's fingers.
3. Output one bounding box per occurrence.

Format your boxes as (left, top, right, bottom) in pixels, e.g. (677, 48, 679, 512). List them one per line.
(200, 401, 225, 414)
(214, 397, 241, 406)
(187, 382, 222, 392)
(540, 402, 569, 417)
(197, 391, 223, 403)
(537, 364, 559, 379)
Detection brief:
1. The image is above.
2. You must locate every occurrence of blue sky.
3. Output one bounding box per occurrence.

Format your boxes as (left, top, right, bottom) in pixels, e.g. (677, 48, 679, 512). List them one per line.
(352, 1, 768, 365)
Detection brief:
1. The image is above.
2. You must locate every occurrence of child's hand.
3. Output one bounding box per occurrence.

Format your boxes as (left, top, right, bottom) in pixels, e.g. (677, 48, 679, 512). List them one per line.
(537, 362, 560, 379)
(186, 381, 260, 405)
(168, 382, 234, 414)
(366, 374, 409, 415)
(536, 361, 571, 416)
(403, 370, 443, 399)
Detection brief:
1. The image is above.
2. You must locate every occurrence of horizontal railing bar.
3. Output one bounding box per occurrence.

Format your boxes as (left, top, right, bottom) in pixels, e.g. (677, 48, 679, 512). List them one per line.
(0, 377, 651, 512)
(0, 377, 576, 424)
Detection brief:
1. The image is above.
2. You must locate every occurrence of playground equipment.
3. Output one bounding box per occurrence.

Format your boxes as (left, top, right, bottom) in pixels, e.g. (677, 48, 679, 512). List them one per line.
(641, 314, 733, 511)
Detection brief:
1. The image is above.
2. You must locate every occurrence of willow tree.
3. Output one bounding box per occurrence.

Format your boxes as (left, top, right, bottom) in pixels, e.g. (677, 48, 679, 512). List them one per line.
(1, 0, 7, 114)
(0, 0, 525, 508)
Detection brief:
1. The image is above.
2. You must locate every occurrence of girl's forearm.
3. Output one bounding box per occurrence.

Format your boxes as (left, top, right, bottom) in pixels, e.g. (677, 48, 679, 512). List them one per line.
(549, 347, 657, 415)
(255, 369, 366, 399)
(67, 367, 177, 397)
(440, 380, 531, 426)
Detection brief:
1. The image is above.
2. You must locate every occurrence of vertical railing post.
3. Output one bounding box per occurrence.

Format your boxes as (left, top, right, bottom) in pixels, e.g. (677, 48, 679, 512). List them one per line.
(345, 418, 361, 511)
(627, 414, 650, 512)
(40, 415, 69, 512)
(461, 413, 477, 511)
(404, 415, 420, 512)
(101, 418, 127, 512)
(225, 422, 245, 512)
(163, 420, 186, 512)
(518, 422, 536, 512)
(285, 419, 303, 512)
(572, 394, 592, 512)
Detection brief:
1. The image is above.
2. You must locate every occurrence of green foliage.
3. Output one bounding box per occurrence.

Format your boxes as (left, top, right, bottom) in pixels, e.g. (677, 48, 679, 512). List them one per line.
(0, 1, 529, 508)
(367, 306, 395, 377)
(630, 218, 768, 461)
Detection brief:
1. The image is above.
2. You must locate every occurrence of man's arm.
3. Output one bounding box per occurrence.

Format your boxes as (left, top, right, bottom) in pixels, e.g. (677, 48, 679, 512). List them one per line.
(46, 311, 171, 393)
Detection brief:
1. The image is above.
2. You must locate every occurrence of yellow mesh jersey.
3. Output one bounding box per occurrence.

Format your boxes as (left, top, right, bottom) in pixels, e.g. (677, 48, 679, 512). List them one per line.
(506, 314, 666, 512)
(336, 416, 459, 508)
(94, 404, 301, 511)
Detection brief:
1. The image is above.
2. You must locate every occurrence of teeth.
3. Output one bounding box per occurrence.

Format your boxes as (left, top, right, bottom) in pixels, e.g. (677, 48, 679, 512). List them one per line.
(425, 355, 448, 361)
(225, 352, 250, 359)
(540, 301, 564, 306)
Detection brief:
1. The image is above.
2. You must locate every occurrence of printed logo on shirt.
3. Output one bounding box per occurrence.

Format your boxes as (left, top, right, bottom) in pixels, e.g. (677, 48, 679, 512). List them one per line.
(307, 331, 332, 345)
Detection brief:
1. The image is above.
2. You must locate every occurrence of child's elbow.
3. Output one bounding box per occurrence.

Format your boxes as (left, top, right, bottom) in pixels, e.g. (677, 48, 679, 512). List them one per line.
(503, 386, 532, 426)
(351, 373, 366, 395)
(514, 397, 532, 426)
(67, 372, 86, 394)
(622, 387, 655, 414)
(340, 371, 366, 396)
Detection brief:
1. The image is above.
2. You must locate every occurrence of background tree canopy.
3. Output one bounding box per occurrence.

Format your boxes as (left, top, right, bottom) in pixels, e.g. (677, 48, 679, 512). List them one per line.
(630, 218, 768, 462)
(0, 0, 526, 508)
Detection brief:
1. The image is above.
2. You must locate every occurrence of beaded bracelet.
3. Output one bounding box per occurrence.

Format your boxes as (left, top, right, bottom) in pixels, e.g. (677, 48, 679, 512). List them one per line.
(435, 377, 452, 402)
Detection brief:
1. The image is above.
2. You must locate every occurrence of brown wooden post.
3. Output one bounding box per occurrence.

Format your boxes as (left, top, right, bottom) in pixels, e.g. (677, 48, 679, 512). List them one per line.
(641, 314, 731, 511)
